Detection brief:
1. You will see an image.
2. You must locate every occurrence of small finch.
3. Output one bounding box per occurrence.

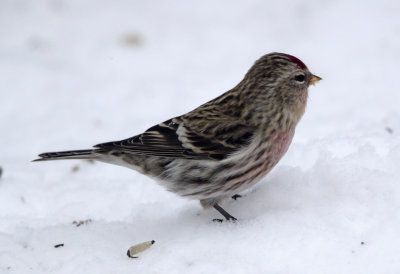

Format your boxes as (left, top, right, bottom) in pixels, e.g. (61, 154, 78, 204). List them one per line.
(35, 52, 321, 221)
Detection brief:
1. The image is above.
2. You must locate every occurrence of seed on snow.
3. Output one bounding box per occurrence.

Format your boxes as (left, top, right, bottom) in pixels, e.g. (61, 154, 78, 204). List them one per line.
(127, 240, 155, 258)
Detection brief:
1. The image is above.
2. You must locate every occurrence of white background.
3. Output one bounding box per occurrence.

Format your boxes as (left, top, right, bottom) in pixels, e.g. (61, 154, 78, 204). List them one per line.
(1, 0, 400, 273)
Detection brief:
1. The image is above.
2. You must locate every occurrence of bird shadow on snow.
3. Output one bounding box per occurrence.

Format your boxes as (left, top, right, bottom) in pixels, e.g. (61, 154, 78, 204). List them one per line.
(120, 165, 310, 236)
(218, 165, 308, 221)
(124, 164, 309, 226)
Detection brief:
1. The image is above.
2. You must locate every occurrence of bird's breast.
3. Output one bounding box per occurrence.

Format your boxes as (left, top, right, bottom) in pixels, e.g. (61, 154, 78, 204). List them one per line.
(208, 126, 296, 195)
(242, 126, 295, 180)
(267, 126, 295, 164)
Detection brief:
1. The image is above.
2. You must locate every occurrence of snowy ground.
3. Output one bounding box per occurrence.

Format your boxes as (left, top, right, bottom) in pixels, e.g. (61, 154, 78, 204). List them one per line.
(1, 0, 400, 273)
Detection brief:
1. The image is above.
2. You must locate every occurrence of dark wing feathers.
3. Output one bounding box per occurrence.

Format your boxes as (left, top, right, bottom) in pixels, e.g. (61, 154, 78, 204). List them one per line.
(95, 119, 194, 158)
(95, 118, 253, 161)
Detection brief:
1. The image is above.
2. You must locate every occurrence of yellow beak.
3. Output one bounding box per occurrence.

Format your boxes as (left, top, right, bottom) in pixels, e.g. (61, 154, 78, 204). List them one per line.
(309, 74, 322, 86)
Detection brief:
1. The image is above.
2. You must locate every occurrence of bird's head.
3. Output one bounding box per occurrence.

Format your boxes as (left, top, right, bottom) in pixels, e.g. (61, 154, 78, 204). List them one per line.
(239, 52, 321, 126)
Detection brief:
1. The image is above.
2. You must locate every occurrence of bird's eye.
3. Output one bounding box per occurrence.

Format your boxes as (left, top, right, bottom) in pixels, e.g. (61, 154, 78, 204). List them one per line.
(294, 74, 305, 82)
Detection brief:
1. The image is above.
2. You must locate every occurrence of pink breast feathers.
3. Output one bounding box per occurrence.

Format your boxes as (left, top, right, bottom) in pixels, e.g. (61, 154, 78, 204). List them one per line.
(269, 127, 295, 165)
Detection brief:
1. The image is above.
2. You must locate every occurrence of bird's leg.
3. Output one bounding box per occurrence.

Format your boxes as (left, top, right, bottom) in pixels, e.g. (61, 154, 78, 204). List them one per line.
(213, 203, 237, 222)
(231, 194, 242, 200)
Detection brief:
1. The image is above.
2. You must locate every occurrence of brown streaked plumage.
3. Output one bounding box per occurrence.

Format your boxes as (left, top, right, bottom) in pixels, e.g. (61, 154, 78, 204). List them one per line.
(34, 52, 321, 221)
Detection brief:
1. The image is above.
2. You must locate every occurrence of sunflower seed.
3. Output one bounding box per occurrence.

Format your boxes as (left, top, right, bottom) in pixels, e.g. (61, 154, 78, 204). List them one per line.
(127, 240, 155, 258)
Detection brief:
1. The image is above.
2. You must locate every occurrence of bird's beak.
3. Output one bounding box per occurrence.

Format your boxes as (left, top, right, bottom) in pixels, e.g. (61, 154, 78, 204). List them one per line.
(309, 74, 322, 86)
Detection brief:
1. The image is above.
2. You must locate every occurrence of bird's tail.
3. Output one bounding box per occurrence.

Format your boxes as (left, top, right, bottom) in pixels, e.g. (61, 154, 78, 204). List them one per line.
(33, 149, 96, 162)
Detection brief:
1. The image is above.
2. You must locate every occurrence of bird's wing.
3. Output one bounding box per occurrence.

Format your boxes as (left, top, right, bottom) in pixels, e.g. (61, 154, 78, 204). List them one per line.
(95, 117, 254, 161)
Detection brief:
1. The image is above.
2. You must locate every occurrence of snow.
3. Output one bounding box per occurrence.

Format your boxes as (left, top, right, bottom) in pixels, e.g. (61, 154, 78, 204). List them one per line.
(1, 0, 400, 273)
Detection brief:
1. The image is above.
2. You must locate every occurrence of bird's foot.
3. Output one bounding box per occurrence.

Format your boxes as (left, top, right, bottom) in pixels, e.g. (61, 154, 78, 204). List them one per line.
(213, 203, 237, 222)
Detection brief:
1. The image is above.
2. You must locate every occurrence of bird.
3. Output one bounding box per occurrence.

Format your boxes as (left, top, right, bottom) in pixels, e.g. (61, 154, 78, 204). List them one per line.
(34, 52, 321, 221)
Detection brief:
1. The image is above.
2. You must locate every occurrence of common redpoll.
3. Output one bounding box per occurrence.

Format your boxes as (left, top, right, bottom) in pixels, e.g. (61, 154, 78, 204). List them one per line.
(35, 52, 321, 221)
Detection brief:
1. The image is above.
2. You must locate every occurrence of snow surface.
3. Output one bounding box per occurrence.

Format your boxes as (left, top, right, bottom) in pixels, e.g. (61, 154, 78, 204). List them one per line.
(1, 0, 400, 273)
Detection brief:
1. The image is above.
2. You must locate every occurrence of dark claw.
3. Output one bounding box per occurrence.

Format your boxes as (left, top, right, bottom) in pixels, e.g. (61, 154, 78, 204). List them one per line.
(231, 194, 242, 200)
(212, 218, 224, 223)
(226, 216, 237, 222)
(212, 217, 237, 223)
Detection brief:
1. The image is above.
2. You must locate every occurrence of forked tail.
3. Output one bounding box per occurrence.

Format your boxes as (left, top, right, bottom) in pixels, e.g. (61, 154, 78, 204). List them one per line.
(33, 149, 96, 162)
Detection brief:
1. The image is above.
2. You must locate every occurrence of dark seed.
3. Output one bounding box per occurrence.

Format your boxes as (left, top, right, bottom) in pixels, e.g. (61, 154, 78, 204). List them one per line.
(72, 219, 92, 227)
(385, 127, 393, 134)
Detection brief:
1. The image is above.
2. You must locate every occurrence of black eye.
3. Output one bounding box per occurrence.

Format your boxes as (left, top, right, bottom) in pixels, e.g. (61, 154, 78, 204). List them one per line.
(294, 74, 305, 82)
